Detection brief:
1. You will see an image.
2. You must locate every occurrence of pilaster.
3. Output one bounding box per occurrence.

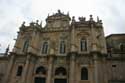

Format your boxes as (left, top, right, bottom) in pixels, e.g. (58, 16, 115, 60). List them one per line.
(93, 53, 99, 83)
(46, 55, 54, 83)
(89, 15, 98, 52)
(69, 52, 76, 83)
(26, 55, 36, 83)
(4, 54, 15, 83)
(71, 16, 76, 52)
(21, 54, 31, 83)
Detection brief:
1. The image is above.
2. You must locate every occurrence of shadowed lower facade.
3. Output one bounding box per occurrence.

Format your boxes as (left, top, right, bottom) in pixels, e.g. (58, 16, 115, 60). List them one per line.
(0, 10, 125, 83)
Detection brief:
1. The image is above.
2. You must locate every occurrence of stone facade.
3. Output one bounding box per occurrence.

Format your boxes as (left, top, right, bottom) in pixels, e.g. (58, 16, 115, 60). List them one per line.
(0, 10, 125, 83)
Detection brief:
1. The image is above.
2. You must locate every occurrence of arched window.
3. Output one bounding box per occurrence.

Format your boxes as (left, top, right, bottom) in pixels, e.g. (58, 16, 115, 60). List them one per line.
(36, 66, 46, 75)
(80, 38, 87, 51)
(42, 42, 48, 54)
(81, 67, 88, 80)
(23, 40, 29, 52)
(55, 67, 67, 76)
(60, 41, 66, 54)
(16, 66, 23, 76)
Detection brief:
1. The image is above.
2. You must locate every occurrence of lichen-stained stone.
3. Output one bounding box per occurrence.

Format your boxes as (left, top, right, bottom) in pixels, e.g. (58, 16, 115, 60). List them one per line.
(0, 10, 125, 83)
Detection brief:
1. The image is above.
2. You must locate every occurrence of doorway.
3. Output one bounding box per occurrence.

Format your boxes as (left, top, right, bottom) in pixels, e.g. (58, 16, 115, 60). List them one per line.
(54, 79, 67, 83)
(35, 77, 46, 83)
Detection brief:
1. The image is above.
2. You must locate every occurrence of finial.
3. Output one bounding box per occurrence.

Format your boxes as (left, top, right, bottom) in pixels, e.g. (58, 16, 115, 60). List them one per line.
(30, 21, 35, 26)
(23, 21, 25, 24)
(4, 44, 10, 56)
(58, 9, 61, 13)
(67, 11, 69, 16)
(97, 16, 99, 22)
(79, 17, 86, 22)
(71, 16, 75, 24)
(36, 20, 39, 23)
(99, 20, 102, 24)
(90, 14, 93, 18)
(89, 14, 93, 22)
(40, 21, 42, 27)
(35, 20, 39, 26)
(21, 21, 25, 27)
(72, 16, 75, 21)
(83, 17, 86, 21)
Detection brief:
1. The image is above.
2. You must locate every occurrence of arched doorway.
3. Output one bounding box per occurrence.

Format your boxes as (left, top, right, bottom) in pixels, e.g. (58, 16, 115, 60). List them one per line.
(81, 67, 88, 80)
(34, 66, 46, 83)
(54, 67, 67, 83)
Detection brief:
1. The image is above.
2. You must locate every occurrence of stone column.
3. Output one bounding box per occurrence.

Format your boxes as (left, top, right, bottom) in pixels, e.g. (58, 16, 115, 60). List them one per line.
(69, 53, 76, 83)
(46, 55, 53, 83)
(21, 54, 31, 83)
(94, 54, 99, 83)
(4, 54, 15, 83)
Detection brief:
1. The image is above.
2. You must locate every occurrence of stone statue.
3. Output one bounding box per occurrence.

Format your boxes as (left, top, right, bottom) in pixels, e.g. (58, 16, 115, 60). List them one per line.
(58, 10, 61, 14)
(79, 17, 86, 22)
(36, 20, 39, 26)
(21, 21, 25, 27)
(72, 16, 75, 22)
(30, 21, 35, 26)
(89, 14, 93, 21)
(36, 20, 39, 24)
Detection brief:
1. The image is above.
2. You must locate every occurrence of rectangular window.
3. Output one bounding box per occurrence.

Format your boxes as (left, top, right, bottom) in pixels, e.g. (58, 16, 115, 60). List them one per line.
(60, 41, 66, 54)
(80, 39, 87, 51)
(23, 40, 29, 52)
(42, 42, 48, 54)
(16, 66, 23, 76)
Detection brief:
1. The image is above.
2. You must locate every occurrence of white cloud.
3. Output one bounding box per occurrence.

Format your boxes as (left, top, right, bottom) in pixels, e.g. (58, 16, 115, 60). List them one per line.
(0, 0, 125, 53)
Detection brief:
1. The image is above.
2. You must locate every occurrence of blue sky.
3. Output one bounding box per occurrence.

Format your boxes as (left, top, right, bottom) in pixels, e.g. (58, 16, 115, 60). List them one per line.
(0, 0, 125, 52)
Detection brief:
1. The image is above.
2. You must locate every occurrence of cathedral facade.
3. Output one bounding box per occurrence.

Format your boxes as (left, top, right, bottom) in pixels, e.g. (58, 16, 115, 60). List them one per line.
(0, 10, 125, 83)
